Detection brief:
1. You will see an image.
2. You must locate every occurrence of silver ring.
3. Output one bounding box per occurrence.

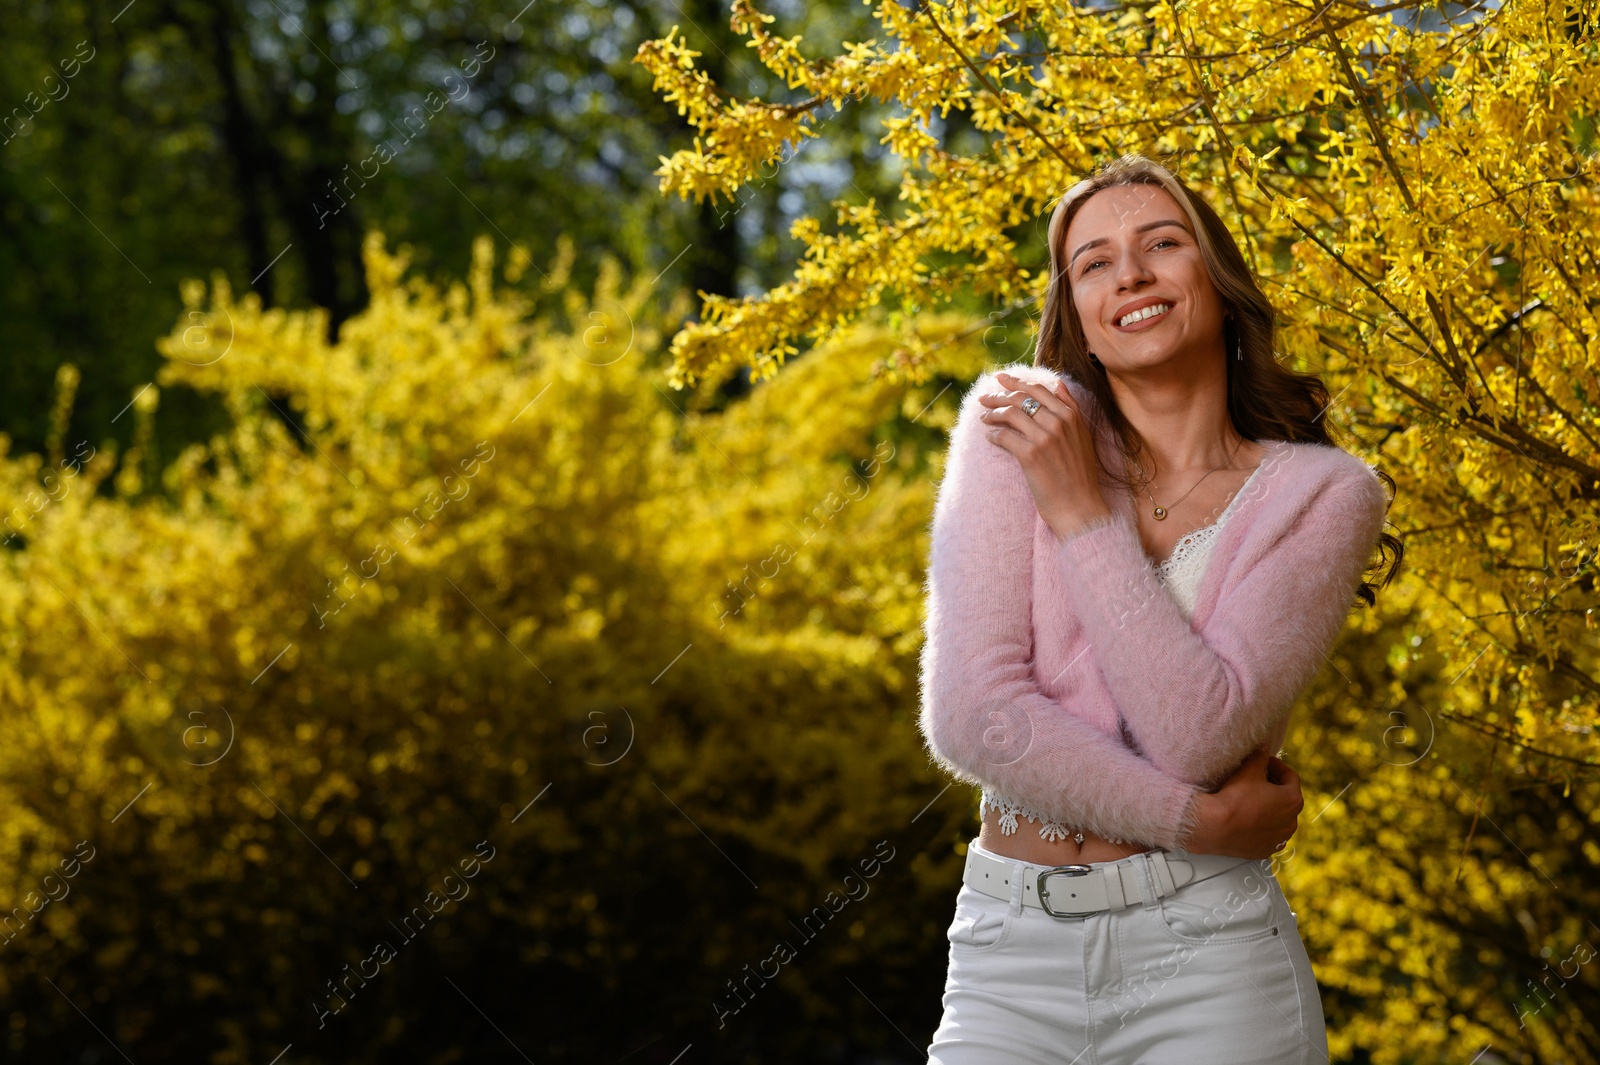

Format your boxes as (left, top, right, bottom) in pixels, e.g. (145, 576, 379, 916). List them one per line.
(1020, 396, 1041, 417)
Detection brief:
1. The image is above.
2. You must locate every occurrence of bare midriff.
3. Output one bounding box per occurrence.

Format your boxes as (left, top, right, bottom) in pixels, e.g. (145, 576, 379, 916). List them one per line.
(977, 808, 1155, 866)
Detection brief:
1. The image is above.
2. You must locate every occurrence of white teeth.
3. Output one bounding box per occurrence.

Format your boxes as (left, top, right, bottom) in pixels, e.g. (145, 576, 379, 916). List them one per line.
(1118, 303, 1170, 327)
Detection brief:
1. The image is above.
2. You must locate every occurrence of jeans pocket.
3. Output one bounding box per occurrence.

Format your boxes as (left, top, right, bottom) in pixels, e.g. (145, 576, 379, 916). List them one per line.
(1154, 861, 1282, 947)
(947, 884, 1017, 954)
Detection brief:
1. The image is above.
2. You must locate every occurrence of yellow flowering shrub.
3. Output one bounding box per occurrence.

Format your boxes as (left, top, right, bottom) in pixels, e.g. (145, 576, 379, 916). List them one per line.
(638, 1, 1600, 1060)
(0, 233, 986, 1061)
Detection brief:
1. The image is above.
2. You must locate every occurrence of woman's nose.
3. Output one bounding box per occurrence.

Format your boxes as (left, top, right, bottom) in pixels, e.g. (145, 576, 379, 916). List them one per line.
(1115, 251, 1156, 289)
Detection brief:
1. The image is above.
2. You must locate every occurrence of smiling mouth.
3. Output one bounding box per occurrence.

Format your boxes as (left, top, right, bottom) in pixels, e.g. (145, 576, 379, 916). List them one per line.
(1116, 303, 1172, 328)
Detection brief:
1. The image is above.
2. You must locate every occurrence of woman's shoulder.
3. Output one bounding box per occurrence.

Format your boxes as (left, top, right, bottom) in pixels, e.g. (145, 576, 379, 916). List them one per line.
(1273, 439, 1384, 497)
(962, 362, 1096, 413)
(1253, 439, 1387, 529)
(965, 361, 1090, 390)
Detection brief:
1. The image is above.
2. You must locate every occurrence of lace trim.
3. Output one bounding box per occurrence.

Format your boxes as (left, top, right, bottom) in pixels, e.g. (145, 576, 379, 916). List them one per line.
(979, 789, 1128, 846)
(1152, 441, 1277, 582)
(1154, 520, 1222, 582)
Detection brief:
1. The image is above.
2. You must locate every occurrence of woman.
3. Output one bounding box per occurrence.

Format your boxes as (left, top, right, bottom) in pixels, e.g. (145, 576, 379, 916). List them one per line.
(918, 154, 1402, 1063)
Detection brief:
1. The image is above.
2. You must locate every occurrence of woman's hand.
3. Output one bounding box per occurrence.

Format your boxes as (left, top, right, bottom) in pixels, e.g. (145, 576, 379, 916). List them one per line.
(1182, 746, 1304, 860)
(979, 371, 1113, 540)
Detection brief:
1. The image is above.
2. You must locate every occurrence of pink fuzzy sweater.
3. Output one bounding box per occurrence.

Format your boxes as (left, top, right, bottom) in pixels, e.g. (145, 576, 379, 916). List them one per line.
(917, 362, 1388, 851)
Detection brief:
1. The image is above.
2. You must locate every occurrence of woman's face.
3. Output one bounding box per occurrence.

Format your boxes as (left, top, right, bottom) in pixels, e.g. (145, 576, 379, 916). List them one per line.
(1061, 183, 1227, 375)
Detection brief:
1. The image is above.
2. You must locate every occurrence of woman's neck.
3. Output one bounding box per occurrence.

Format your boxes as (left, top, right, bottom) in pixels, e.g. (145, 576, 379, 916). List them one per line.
(1104, 364, 1243, 476)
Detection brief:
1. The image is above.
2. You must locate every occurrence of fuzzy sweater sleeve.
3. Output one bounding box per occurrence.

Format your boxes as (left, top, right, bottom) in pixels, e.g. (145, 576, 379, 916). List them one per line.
(917, 369, 1203, 852)
(1054, 458, 1387, 789)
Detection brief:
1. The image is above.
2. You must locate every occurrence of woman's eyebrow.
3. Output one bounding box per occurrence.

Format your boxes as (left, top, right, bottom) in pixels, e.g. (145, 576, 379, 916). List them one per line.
(1068, 219, 1191, 270)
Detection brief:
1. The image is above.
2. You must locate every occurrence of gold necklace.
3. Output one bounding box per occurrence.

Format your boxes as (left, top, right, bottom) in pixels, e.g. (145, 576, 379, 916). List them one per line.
(1144, 439, 1244, 521)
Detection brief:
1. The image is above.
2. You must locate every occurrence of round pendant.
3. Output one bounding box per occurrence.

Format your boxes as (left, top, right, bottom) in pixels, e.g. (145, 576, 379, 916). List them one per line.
(1153, 506, 1167, 520)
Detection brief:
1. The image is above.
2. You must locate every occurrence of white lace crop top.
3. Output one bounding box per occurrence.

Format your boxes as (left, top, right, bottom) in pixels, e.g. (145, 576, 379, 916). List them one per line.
(979, 464, 1265, 845)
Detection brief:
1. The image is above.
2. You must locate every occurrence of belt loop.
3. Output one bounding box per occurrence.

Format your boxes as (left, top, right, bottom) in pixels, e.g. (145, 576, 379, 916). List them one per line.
(1008, 860, 1026, 917)
(1105, 856, 1129, 911)
(1151, 851, 1178, 897)
(1136, 853, 1159, 908)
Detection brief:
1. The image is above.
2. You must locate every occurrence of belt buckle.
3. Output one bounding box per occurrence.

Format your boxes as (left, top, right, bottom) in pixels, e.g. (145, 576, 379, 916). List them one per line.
(1036, 863, 1095, 919)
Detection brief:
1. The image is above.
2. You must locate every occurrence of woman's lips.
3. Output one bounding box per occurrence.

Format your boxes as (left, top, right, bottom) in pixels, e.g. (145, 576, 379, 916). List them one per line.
(1113, 302, 1174, 331)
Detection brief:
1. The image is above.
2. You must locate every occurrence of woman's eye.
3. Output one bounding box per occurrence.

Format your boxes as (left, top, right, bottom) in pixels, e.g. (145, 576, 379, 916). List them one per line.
(1082, 238, 1178, 273)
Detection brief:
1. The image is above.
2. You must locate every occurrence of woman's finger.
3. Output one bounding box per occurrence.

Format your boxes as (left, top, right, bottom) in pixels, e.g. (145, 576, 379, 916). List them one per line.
(980, 375, 1078, 452)
(979, 391, 1064, 452)
(978, 396, 1042, 448)
(993, 371, 1082, 427)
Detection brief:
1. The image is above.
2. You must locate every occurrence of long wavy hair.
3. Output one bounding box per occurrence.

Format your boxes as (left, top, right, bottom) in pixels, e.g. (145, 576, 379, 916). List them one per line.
(1033, 152, 1402, 604)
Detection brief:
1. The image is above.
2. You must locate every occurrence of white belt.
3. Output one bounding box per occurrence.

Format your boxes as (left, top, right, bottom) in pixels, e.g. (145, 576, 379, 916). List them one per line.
(963, 844, 1252, 919)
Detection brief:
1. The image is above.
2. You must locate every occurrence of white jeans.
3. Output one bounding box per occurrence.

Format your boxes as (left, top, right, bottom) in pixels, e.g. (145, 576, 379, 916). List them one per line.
(927, 838, 1329, 1064)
